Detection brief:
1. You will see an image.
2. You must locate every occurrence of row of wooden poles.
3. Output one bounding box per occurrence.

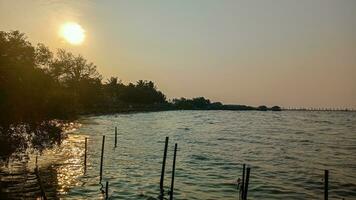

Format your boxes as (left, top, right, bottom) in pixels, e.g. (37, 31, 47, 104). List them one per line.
(83, 128, 178, 199)
(238, 165, 329, 200)
(239, 164, 250, 200)
(83, 127, 330, 200)
(84, 132, 109, 199)
(160, 136, 178, 200)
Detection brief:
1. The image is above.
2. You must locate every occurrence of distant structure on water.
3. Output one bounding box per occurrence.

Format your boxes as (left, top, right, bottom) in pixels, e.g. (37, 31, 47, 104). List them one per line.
(283, 107, 355, 112)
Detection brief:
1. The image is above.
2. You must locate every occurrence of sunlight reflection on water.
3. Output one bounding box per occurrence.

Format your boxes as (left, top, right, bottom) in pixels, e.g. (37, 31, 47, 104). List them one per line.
(38, 111, 356, 199)
(36, 134, 86, 197)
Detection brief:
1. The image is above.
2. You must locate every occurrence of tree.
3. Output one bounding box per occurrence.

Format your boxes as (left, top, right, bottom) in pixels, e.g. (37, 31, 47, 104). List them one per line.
(257, 105, 268, 111)
(271, 106, 281, 111)
(1, 31, 170, 160)
(0, 31, 62, 159)
(0, 31, 105, 159)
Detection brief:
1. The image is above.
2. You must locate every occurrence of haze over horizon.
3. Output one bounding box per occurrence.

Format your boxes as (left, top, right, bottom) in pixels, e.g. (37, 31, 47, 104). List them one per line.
(1, 0, 355, 109)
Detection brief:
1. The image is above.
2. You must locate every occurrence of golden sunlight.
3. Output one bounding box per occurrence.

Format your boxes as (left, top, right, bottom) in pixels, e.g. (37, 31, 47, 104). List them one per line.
(60, 22, 85, 45)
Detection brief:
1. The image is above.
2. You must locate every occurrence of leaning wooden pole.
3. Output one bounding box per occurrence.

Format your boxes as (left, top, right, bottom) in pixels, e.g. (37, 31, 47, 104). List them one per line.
(100, 135, 105, 182)
(243, 167, 251, 200)
(170, 143, 178, 200)
(160, 137, 169, 197)
(324, 170, 329, 200)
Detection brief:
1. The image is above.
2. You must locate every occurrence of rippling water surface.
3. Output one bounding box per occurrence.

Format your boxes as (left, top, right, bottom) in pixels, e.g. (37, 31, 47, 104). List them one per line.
(41, 111, 356, 199)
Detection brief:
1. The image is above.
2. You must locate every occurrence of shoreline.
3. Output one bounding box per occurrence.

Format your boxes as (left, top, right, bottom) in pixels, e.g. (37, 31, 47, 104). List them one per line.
(78, 104, 282, 116)
(78, 107, 356, 118)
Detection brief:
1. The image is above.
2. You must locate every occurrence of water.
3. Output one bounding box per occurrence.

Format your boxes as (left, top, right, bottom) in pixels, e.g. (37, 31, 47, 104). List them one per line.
(21, 111, 356, 199)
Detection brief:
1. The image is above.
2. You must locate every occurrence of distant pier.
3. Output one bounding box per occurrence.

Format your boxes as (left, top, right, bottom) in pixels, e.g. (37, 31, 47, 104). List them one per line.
(283, 107, 355, 112)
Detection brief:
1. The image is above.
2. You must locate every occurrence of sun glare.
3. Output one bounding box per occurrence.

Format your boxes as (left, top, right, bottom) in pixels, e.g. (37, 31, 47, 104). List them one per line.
(60, 22, 85, 45)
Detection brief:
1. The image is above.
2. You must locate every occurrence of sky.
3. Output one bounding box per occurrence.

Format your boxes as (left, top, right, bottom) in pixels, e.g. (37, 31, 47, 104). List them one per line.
(0, 0, 355, 108)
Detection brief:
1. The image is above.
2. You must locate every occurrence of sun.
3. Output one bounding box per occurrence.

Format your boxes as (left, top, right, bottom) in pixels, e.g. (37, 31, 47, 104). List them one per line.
(60, 22, 85, 45)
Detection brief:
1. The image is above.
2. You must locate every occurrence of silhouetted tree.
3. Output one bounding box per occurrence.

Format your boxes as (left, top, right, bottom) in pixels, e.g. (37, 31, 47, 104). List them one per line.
(0, 31, 63, 159)
(271, 106, 282, 111)
(258, 105, 268, 111)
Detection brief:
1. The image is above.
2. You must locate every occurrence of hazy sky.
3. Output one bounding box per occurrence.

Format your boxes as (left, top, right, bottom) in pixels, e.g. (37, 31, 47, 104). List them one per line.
(1, 0, 355, 108)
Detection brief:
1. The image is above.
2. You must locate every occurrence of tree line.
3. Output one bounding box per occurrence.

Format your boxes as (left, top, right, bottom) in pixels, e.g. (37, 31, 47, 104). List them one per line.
(171, 97, 281, 111)
(0, 31, 169, 159)
(0, 30, 280, 160)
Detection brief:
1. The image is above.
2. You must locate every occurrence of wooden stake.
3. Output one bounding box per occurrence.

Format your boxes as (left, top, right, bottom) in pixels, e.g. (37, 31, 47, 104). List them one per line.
(241, 164, 246, 199)
(114, 127, 117, 148)
(84, 137, 87, 172)
(170, 143, 178, 200)
(324, 170, 329, 200)
(160, 137, 169, 196)
(105, 181, 109, 199)
(244, 167, 251, 200)
(100, 135, 105, 182)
